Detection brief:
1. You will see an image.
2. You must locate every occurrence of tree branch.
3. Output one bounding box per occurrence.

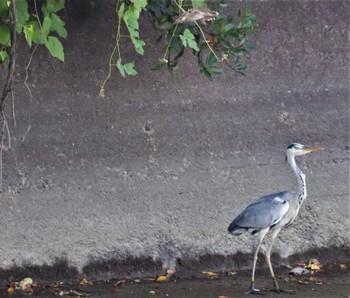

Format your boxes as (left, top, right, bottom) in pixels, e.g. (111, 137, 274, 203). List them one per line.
(0, 0, 17, 114)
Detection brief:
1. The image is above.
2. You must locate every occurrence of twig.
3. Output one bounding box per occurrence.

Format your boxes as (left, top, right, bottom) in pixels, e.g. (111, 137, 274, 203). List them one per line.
(3, 117, 11, 149)
(0, 119, 5, 191)
(99, 0, 122, 97)
(20, 0, 43, 142)
(194, 21, 223, 62)
(11, 90, 16, 126)
(0, 116, 10, 191)
(21, 44, 38, 144)
(33, 0, 43, 31)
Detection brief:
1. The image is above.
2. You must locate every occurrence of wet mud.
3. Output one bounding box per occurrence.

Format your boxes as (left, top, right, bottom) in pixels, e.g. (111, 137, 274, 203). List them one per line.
(1, 255, 349, 297)
(1, 246, 349, 297)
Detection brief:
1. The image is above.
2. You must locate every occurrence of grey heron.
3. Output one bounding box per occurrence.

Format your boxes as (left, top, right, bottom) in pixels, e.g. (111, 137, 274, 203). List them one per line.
(228, 143, 321, 294)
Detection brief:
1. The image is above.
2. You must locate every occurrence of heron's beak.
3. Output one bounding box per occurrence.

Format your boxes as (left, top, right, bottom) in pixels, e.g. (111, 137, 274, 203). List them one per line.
(303, 146, 322, 152)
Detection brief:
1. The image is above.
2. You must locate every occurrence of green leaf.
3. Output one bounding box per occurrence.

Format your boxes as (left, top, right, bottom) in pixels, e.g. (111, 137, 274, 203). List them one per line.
(223, 23, 235, 34)
(201, 67, 213, 81)
(0, 50, 8, 61)
(42, 16, 52, 37)
(122, 6, 145, 55)
(124, 9, 139, 30)
(187, 39, 199, 51)
(46, 0, 64, 13)
(180, 29, 199, 51)
(234, 63, 247, 74)
(45, 36, 64, 61)
(117, 3, 125, 18)
(50, 13, 67, 38)
(116, 61, 138, 77)
(16, 0, 29, 33)
(116, 61, 125, 77)
(171, 37, 184, 55)
(209, 67, 222, 76)
(191, 0, 205, 8)
(158, 21, 173, 30)
(206, 52, 217, 66)
(24, 24, 35, 47)
(219, 37, 234, 50)
(131, 0, 147, 12)
(123, 62, 138, 76)
(29, 20, 46, 44)
(0, 24, 10, 46)
(130, 36, 145, 55)
(0, 0, 9, 13)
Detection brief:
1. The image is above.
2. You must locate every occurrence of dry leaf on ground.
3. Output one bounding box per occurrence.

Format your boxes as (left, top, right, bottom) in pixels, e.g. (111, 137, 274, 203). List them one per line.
(307, 259, 322, 271)
(79, 278, 93, 286)
(298, 280, 309, 285)
(339, 264, 347, 270)
(156, 275, 167, 282)
(7, 286, 15, 294)
(201, 271, 218, 277)
(112, 279, 126, 287)
(60, 289, 89, 297)
(166, 268, 175, 275)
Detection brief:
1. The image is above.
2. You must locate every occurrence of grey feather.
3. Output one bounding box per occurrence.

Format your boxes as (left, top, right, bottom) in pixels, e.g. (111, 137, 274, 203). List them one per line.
(228, 191, 291, 235)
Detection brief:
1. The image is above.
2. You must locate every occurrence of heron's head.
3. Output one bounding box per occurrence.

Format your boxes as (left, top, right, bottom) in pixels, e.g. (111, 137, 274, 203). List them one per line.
(286, 143, 322, 157)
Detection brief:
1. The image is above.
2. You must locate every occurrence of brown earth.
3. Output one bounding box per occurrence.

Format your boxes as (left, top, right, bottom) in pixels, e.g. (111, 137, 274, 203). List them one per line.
(1, 251, 349, 297)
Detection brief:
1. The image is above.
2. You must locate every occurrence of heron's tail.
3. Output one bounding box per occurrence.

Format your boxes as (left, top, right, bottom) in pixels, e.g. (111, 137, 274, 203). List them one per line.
(227, 221, 246, 236)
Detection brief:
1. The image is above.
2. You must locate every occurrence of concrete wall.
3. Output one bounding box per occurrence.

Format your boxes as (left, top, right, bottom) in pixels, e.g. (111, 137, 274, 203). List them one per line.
(0, 0, 348, 275)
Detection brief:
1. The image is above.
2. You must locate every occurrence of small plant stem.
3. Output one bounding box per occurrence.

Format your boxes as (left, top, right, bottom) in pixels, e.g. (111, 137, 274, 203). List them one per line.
(11, 91, 16, 127)
(162, 0, 183, 62)
(162, 23, 179, 62)
(100, 0, 122, 97)
(194, 21, 223, 62)
(33, 0, 43, 32)
(21, 44, 38, 144)
(116, 4, 122, 61)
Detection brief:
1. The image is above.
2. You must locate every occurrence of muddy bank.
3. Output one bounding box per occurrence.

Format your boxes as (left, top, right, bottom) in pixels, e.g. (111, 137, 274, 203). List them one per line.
(1, 258, 349, 297)
(1, 246, 349, 284)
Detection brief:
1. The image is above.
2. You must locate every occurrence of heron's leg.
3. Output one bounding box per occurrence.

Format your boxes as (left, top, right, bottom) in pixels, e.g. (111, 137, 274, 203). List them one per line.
(245, 228, 269, 295)
(265, 228, 295, 294)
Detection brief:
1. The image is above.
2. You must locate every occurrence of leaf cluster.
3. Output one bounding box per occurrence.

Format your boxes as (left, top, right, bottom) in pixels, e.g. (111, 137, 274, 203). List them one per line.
(0, 0, 67, 63)
(0, 0, 257, 84)
(148, 0, 257, 79)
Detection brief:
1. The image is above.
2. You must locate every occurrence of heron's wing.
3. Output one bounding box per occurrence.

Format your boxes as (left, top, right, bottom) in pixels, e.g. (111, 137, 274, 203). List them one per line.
(228, 191, 290, 235)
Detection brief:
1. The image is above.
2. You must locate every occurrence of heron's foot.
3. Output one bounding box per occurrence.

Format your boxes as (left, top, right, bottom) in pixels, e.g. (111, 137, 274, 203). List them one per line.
(245, 287, 264, 295)
(272, 287, 295, 294)
(272, 280, 295, 294)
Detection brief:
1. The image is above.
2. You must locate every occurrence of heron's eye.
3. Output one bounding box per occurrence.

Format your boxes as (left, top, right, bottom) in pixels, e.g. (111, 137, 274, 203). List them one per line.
(294, 144, 302, 150)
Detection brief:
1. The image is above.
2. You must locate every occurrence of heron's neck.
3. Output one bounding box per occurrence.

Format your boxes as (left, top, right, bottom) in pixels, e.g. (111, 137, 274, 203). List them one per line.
(288, 155, 307, 205)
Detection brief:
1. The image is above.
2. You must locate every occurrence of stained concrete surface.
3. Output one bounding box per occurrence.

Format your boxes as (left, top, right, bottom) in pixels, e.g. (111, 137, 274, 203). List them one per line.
(0, 0, 349, 278)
